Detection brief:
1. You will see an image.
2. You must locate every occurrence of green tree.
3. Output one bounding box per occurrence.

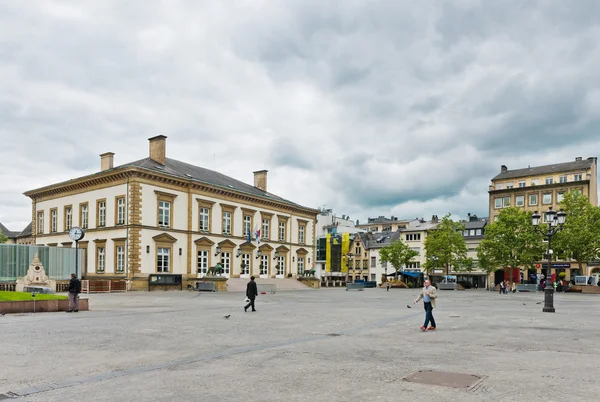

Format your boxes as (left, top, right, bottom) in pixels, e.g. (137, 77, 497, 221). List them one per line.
(379, 239, 419, 279)
(423, 214, 469, 276)
(476, 207, 544, 277)
(553, 191, 600, 273)
(0, 229, 8, 244)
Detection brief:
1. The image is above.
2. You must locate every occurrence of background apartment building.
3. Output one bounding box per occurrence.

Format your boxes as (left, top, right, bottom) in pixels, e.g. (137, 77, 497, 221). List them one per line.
(488, 157, 598, 281)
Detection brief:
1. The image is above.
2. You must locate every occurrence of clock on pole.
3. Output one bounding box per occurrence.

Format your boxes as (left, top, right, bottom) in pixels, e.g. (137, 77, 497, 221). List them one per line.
(69, 227, 85, 277)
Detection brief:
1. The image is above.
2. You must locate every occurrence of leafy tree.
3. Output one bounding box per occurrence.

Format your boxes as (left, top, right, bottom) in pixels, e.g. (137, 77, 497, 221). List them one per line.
(0, 229, 7, 244)
(476, 207, 544, 276)
(423, 214, 469, 276)
(379, 239, 419, 279)
(553, 191, 600, 273)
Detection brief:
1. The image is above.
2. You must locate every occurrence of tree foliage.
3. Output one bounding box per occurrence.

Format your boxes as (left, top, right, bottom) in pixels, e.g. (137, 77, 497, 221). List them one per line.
(553, 191, 600, 270)
(0, 229, 7, 244)
(423, 214, 470, 276)
(477, 207, 544, 272)
(379, 239, 419, 278)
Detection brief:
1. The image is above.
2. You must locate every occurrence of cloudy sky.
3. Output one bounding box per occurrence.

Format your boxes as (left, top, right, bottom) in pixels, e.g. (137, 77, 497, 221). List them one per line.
(2, 0, 600, 232)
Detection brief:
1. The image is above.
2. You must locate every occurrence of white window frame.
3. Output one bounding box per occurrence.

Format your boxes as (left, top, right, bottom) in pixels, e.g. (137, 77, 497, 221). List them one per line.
(116, 246, 125, 273)
(199, 207, 210, 232)
(65, 207, 72, 231)
(545, 177, 553, 185)
(262, 219, 270, 240)
(518, 181, 526, 188)
(542, 193, 552, 205)
(260, 255, 269, 275)
(243, 216, 251, 236)
(495, 198, 502, 209)
(51, 210, 57, 233)
(475, 229, 482, 236)
(158, 200, 170, 228)
(197, 250, 209, 275)
(506, 183, 514, 189)
(81, 204, 88, 229)
(574, 174, 583, 181)
(37, 212, 44, 234)
(278, 222, 286, 241)
(529, 194, 538, 206)
(557, 192, 564, 203)
(516, 195, 525, 207)
(97, 247, 105, 273)
(276, 256, 284, 276)
(157, 247, 170, 273)
(98, 201, 106, 227)
(297, 257, 305, 274)
(299, 225, 305, 244)
(370, 256, 376, 268)
(559, 175, 567, 183)
(222, 211, 232, 235)
(221, 251, 231, 274)
(117, 198, 126, 225)
(241, 253, 250, 275)
(503, 197, 511, 208)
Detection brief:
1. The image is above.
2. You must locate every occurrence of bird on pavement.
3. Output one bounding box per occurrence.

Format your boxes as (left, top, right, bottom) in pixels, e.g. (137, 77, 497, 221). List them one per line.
(224, 315, 231, 319)
(406, 305, 412, 309)
(523, 303, 526, 305)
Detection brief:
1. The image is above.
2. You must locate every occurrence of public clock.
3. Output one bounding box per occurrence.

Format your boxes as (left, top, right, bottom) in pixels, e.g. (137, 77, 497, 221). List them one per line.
(69, 226, 85, 241)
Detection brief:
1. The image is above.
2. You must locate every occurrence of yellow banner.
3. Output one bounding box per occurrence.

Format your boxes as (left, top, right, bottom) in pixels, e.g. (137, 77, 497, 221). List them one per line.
(341, 233, 350, 273)
(325, 234, 331, 273)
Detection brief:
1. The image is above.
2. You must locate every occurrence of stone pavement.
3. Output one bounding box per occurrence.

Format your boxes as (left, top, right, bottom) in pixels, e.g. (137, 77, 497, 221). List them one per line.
(1, 289, 599, 401)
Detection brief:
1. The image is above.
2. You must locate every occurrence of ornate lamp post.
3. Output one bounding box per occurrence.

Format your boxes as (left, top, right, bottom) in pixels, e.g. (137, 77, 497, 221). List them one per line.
(531, 207, 567, 313)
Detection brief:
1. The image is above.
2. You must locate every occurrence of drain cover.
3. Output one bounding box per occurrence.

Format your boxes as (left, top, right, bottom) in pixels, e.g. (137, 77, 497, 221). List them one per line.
(404, 370, 484, 389)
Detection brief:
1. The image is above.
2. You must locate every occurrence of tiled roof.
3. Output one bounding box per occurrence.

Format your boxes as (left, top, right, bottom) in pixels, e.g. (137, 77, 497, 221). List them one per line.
(463, 219, 487, 230)
(492, 158, 595, 181)
(0, 222, 19, 238)
(16, 222, 32, 238)
(117, 157, 310, 210)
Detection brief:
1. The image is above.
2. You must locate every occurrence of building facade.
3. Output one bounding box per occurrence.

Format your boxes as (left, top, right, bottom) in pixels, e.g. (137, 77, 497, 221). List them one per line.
(24, 136, 318, 289)
(355, 216, 411, 233)
(488, 157, 598, 280)
(452, 214, 488, 289)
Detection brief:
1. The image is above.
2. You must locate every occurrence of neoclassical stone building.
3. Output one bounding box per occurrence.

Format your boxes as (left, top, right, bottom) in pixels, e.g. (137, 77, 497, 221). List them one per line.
(25, 136, 318, 289)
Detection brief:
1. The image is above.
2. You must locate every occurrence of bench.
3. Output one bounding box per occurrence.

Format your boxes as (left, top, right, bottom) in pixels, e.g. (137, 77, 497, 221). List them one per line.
(346, 283, 365, 291)
(301, 269, 316, 277)
(148, 274, 183, 291)
(195, 281, 217, 292)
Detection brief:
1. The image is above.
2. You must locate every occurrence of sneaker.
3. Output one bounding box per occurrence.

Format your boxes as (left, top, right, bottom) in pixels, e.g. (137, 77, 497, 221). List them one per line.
(66, 310, 73, 313)
(420, 326, 427, 332)
(427, 326, 436, 331)
(74, 310, 79, 313)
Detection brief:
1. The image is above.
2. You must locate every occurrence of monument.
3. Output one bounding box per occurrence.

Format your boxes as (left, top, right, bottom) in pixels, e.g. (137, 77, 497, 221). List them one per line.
(15, 253, 56, 292)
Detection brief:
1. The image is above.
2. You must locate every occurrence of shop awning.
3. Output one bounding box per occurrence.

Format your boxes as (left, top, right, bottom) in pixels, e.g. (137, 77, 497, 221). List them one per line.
(386, 271, 423, 278)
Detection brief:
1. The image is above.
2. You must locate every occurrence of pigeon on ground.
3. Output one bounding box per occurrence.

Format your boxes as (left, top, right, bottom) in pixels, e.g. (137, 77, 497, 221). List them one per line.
(523, 303, 526, 305)
(224, 315, 231, 319)
(406, 304, 412, 308)
(536, 301, 542, 304)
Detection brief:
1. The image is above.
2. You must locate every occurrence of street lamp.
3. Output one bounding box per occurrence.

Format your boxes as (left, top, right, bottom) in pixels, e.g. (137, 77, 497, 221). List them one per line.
(214, 246, 222, 256)
(532, 208, 567, 313)
(345, 253, 354, 283)
(256, 250, 263, 259)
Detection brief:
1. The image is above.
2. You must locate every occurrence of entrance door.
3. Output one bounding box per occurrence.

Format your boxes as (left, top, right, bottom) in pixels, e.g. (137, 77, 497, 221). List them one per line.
(197, 250, 209, 277)
(241, 253, 250, 278)
(221, 252, 231, 278)
(276, 256, 285, 278)
(260, 255, 269, 278)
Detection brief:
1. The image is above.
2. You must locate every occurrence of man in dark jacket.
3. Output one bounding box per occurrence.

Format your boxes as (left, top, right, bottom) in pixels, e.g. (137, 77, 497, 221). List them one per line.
(244, 276, 258, 312)
(67, 273, 81, 313)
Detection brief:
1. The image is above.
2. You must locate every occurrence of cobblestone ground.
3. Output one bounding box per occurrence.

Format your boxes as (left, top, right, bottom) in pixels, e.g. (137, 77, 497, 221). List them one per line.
(1, 289, 599, 401)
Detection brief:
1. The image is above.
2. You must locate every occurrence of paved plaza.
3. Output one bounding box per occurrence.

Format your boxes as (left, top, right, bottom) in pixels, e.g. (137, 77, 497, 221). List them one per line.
(1, 288, 599, 401)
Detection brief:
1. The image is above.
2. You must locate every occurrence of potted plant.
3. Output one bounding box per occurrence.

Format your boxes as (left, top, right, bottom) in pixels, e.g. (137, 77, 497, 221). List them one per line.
(240, 262, 247, 275)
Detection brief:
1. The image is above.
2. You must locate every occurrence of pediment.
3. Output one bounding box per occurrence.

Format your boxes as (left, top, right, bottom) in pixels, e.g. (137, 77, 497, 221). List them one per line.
(296, 248, 309, 255)
(239, 241, 257, 250)
(194, 236, 215, 247)
(152, 233, 178, 243)
(258, 243, 274, 252)
(217, 239, 237, 249)
(275, 245, 290, 253)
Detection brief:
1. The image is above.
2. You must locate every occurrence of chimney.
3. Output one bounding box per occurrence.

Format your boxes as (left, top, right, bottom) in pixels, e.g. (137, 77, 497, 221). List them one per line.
(576, 157, 582, 161)
(501, 165, 508, 173)
(100, 152, 115, 171)
(253, 170, 268, 192)
(149, 135, 167, 165)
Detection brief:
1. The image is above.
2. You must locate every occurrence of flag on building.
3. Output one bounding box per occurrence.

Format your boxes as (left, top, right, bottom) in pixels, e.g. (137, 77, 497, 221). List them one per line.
(254, 226, 261, 244)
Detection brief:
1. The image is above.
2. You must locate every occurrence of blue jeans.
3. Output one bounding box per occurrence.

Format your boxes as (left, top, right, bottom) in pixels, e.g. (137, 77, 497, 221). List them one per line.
(424, 302, 436, 328)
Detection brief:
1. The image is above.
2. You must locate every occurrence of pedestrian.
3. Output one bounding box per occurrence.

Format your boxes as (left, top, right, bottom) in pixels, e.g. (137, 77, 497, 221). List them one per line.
(386, 281, 390, 292)
(511, 282, 516, 294)
(414, 279, 438, 331)
(499, 281, 504, 295)
(67, 273, 81, 313)
(244, 276, 258, 312)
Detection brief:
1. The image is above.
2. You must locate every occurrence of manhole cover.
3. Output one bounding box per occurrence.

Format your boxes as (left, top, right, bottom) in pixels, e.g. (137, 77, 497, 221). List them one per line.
(326, 333, 342, 337)
(404, 370, 484, 389)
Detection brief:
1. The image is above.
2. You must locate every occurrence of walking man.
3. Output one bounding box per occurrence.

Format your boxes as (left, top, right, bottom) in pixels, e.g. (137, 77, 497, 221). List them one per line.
(414, 279, 437, 331)
(386, 281, 390, 292)
(67, 273, 81, 313)
(244, 276, 258, 312)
